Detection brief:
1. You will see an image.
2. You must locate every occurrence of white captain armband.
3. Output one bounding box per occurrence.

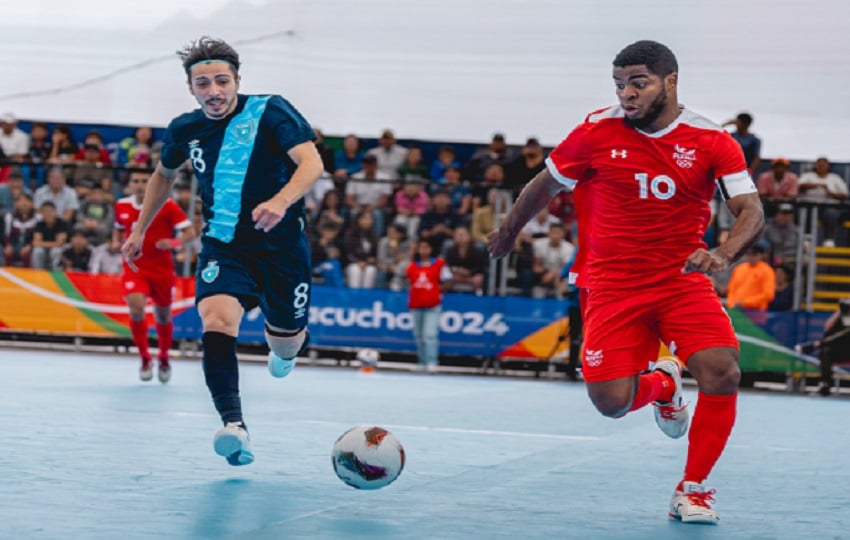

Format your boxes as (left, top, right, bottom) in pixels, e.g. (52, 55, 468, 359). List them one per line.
(716, 171, 757, 200)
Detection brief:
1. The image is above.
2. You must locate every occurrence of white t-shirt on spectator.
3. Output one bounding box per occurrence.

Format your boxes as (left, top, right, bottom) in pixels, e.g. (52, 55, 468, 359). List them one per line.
(366, 144, 407, 178)
(346, 171, 393, 207)
(0, 128, 30, 157)
(522, 214, 562, 238)
(533, 238, 576, 272)
(798, 171, 849, 202)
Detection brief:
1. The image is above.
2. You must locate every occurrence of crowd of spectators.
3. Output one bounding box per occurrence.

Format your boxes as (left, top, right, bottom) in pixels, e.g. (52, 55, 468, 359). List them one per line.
(2, 111, 850, 309)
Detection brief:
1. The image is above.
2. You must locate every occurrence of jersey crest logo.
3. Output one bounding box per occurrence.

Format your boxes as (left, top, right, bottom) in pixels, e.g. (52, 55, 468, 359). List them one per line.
(610, 149, 628, 159)
(201, 260, 220, 283)
(585, 349, 604, 367)
(673, 144, 697, 168)
(233, 121, 255, 142)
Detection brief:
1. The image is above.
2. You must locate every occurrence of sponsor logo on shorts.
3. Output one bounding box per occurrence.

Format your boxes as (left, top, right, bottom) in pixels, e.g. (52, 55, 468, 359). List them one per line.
(585, 349, 604, 367)
(201, 260, 220, 284)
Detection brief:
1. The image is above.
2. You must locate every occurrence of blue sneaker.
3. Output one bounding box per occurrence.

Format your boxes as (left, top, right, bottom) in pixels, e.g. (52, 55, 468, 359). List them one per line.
(213, 422, 255, 466)
(268, 353, 297, 378)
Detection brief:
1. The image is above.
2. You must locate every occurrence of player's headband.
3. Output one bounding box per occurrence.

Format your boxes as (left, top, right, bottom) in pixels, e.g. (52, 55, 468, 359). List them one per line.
(188, 59, 236, 72)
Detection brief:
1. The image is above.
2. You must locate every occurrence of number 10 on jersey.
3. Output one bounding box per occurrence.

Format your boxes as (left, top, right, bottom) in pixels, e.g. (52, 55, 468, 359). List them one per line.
(634, 173, 676, 200)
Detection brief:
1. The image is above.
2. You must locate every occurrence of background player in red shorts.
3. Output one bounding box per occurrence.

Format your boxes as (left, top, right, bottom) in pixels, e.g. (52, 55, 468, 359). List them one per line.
(488, 41, 764, 524)
(115, 169, 193, 383)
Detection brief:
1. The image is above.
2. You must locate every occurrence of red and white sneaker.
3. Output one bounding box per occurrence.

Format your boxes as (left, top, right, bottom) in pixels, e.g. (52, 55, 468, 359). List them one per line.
(139, 358, 153, 382)
(669, 481, 720, 524)
(157, 358, 172, 384)
(652, 357, 690, 439)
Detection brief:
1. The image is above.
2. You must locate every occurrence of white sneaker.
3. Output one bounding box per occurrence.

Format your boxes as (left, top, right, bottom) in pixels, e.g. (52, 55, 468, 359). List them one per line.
(157, 361, 172, 384)
(652, 357, 690, 439)
(213, 422, 255, 466)
(139, 359, 153, 382)
(268, 352, 297, 378)
(669, 481, 720, 524)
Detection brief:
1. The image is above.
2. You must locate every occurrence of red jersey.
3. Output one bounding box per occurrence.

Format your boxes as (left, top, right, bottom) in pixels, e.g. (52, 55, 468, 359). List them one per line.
(546, 106, 755, 290)
(406, 257, 449, 309)
(114, 197, 190, 274)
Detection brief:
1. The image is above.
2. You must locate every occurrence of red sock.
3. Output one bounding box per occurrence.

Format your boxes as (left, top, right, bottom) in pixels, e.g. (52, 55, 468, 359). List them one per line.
(156, 321, 173, 361)
(628, 370, 675, 412)
(683, 392, 737, 485)
(129, 319, 150, 360)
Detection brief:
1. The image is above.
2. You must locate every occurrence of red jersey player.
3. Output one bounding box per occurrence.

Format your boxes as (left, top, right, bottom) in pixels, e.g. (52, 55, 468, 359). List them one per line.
(488, 41, 764, 524)
(114, 169, 193, 383)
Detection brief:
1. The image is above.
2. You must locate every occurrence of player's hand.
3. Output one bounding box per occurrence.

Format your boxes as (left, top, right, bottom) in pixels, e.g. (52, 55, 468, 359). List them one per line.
(252, 196, 289, 233)
(121, 232, 144, 273)
(155, 238, 173, 250)
(682, 248, 731, 275)
(486, 226, 517, 259)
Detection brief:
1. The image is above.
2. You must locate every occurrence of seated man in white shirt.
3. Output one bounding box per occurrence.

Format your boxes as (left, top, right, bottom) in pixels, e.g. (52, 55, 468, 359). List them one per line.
(532, 222, 576, 299)
(798, 157, 850, 246)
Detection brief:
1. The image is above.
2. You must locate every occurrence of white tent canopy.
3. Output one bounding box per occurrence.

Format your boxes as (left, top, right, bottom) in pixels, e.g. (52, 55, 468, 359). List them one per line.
(2, 0, 849, 161)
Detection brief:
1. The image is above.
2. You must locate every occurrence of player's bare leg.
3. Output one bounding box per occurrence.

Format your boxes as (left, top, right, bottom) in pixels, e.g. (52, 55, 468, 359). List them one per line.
(266, 324, 309, 378)
(668, 346, 739, 524)
(153, 304, 173, 383)
(126, 292, 153, 381)
(199, 295, 253, 466)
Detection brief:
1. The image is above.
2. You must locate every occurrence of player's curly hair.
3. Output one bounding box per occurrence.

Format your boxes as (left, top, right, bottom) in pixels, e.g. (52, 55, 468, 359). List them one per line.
(177, 36, 241, 78)
(613, 40, 678, 77)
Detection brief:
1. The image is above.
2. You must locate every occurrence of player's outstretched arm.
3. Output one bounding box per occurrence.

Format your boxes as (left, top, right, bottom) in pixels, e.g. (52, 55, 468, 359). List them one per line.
(121, 163, 178, 269)
(252, 141, 323, 232)
(487, 168, 564, 259)
(682, 192, 764, 275)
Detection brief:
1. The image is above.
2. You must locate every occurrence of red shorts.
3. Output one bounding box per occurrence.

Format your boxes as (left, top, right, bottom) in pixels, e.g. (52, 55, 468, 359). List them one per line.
(122, 268, 176, 307)
(580, 272, 738, 383)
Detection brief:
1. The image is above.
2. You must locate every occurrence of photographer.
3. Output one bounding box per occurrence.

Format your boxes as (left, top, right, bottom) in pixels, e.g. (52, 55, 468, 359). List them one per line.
(801, 298, 850, 396)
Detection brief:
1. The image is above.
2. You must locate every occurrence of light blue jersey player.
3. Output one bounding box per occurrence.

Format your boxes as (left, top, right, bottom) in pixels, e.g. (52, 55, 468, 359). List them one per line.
(122, 36, 324, 466)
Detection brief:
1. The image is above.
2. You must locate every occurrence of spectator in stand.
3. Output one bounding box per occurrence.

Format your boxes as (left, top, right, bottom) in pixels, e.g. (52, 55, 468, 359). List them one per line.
(726, 245, 776, 310)
(768, 264, 793, 311)
(519, 207, 562, 242)
(444, 225, 487, 294)
(471, 187, 509, 244)
(73, 131, 112, 166)
(34, 167, 79, 223)
(313, 189, 350, 235)
(312, 128, 336, 175)
(47, 124, 79, 164)
(505, 138, 546, 196)
(377, 223, 412, 290)
(118, 126, 160, 168)
(548, 190, 577, 236)
(367, 129, 407, 179)
(724, 112, 761, 173)
(0, 113, 30, 161)
(406, 238, 452, 372)
(89, 237, 123, 275)
(393, 180, 429, 239)
(756, 157, 799, 211)
(31, 201, 68, 270)
(397, 145, 429, 181)
(333, 134, 365, 180)
(443, 166, 472, 219)
(463, 133, 516, 182)
(76, 184, 113, 245)
(760, 203, 799, 265)
(310, 222, 345, 288)
(3, 193, 37, 267)
(346, 154, 393, 235)
(471, 163, 506, 211)
(532, 222, 576, 298)
(798, 157, 849, 246)
(73, 142, 112, 199)
(60, 229, 92, 272)
(343, 210, 379, 288)
(418, 189, 461, 255)
(25, 122, 52, 187)
(0, 168, 31, 215)
(430, 145, 461, 184)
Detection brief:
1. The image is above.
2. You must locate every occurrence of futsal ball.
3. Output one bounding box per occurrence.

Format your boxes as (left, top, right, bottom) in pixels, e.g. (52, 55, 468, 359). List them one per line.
(331, 426, 405, 490)
(356, 348, 380, 368)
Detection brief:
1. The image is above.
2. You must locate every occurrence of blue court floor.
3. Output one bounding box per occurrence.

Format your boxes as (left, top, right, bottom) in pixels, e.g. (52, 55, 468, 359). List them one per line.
(3, 346, 849, 540)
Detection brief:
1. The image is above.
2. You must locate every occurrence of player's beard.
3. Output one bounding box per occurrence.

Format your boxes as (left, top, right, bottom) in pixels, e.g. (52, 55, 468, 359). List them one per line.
(624, 90, 668, 130)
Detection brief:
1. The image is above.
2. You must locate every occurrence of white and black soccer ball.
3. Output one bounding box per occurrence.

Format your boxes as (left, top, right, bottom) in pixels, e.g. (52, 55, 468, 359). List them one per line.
(331, 425, 405, 490)
(355, 348, 380, 368)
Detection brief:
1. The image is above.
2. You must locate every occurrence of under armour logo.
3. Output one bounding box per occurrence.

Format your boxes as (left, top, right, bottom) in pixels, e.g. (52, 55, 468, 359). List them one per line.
(611, 149, 628, 158)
